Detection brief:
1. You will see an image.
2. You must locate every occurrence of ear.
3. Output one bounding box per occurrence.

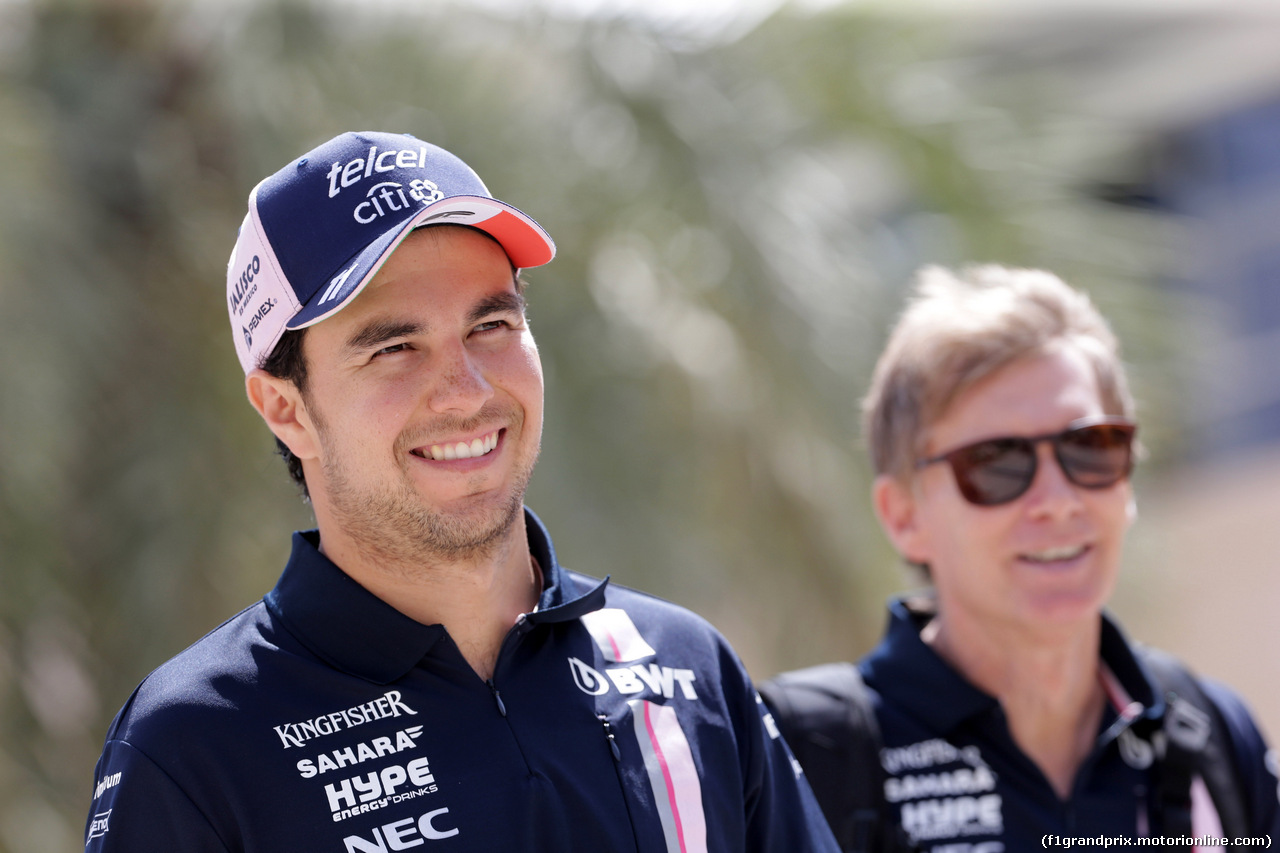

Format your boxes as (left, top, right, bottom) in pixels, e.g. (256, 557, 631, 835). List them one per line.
(245, 368, 320, 462)
(872, 473, 932, 565)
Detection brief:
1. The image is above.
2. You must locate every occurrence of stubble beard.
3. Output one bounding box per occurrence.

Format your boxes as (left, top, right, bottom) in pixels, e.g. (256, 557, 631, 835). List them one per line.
(316, 405, 539, 570)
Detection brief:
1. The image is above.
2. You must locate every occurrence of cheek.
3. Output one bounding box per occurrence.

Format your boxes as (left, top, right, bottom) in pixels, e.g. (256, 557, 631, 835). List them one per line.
(919, 498, 1018, 568)
(495, 336, 545, 405)
(310, 377, 418, 445)
(1094, 483, 1136, 540)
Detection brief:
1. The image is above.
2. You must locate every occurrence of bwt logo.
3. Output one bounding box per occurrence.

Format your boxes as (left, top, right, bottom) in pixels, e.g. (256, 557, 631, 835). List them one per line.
(343, 808, 459, 851)
(568, 657, 698, 700)
(352, 179, 444, 225)
(87, 810, 111, 841)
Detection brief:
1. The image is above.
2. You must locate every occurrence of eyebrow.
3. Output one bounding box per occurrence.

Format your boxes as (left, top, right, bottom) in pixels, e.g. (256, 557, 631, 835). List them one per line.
(344, 320, 423, 355)
(342, 291, 527, 356)
(468, 291, 526, 325)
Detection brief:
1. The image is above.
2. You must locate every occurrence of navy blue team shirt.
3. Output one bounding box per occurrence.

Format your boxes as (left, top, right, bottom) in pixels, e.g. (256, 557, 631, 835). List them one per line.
(85, 509, 839, 852)
(861, 598, 1280, 851)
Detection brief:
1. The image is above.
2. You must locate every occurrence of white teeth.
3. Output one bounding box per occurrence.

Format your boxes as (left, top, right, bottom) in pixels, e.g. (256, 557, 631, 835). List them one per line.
(1024, 545, 1087, 563)
(426, 431, 499, 461)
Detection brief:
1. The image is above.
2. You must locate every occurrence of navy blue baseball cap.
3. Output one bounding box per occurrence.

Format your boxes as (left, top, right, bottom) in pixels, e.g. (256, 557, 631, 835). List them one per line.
(226, 131, 555, 373)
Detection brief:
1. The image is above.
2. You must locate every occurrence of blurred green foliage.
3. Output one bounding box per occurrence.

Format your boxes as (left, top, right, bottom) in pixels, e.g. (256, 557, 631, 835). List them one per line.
(0, 1, 1189, 847)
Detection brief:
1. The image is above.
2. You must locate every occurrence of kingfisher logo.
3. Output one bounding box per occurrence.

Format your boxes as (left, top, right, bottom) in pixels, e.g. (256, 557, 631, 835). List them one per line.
(272, 689, 418, 749)
(568, 657, 698, 701)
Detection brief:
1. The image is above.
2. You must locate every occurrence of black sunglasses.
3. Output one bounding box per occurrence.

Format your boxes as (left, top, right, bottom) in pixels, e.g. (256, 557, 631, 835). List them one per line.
(916, 416, 1138, 507)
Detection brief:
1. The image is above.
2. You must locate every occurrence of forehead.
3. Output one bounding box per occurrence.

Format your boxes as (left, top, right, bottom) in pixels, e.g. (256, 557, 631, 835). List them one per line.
(335, 226, 515, 311)
(928, 346, 1104, 448)
(301, 227, 520, 357)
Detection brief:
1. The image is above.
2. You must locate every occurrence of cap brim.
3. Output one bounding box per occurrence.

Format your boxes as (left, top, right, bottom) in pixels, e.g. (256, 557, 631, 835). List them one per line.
(286, 196, 554, 330)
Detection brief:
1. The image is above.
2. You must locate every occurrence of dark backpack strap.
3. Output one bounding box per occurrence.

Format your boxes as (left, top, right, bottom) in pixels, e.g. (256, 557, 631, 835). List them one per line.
(1137, 646, 1250, 842)
(759, 663, 904, 853)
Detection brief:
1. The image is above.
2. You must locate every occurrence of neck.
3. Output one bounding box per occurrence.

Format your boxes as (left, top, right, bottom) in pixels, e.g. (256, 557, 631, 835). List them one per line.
(317, 512, 541, 681)
(924, 607, 1106, 799)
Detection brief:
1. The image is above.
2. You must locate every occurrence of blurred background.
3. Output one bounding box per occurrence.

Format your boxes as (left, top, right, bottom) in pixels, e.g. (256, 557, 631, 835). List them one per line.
(1, 0, 1278, 847)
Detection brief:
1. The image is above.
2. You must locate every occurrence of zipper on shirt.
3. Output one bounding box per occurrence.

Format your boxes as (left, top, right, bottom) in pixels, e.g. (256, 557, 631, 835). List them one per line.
(486, 679, 508, 717)
(599, 709, 643, 852)
(598, 713, 622, 761)
(484, 613, 533, 718)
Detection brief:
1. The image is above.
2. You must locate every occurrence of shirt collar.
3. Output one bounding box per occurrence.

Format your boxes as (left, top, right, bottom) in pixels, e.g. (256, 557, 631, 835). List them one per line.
(263, 507, 608, 685)
(861, 596, 1167, 734)
(861, 596, 999, 733)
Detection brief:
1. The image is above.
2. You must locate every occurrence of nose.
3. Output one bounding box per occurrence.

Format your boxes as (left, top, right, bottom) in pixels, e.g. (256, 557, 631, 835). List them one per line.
(1023, 442, 1084, 520)
(427, 341, 494, 414)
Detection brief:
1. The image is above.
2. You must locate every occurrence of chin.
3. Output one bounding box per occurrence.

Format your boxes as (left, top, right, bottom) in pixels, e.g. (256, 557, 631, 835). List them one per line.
(1018, 587, 1109, 630)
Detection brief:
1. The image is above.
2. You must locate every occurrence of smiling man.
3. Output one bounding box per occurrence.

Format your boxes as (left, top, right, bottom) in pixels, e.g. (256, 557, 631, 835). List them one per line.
(84, 131, 839, 853)
(761, 266, 1280, 853)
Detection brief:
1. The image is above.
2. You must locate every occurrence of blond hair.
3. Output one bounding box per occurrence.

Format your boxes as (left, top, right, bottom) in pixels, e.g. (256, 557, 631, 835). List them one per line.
(862, 265, 1135, 481)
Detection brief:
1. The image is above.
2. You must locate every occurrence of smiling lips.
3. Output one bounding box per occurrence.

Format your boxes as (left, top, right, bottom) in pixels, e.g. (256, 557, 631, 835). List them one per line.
(1020, 544, 1089, 564)
(415, 429, 501, 462)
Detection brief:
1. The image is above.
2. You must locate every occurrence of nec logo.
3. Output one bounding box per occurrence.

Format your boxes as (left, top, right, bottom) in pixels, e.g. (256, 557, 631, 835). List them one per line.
(568, 657, 698, 700)
(343, 808, 459, 851)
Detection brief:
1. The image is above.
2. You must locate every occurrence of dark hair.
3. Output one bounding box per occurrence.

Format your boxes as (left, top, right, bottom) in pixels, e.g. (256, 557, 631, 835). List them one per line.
(259, 327, 311, 498)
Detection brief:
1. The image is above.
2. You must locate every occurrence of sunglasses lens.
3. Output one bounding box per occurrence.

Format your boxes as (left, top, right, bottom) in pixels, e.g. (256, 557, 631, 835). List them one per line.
(1056, 424, 1134, 487)
(950, 438, 1037, 506)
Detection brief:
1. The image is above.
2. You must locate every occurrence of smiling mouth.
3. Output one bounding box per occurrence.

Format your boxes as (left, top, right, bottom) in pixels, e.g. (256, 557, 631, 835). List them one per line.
(412, 429, 501, 461)
(1020, 544, 1089, 564)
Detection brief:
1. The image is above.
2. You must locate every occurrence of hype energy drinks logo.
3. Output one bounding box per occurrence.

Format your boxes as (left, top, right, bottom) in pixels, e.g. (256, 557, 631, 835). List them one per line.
(324, 144, 446, 225)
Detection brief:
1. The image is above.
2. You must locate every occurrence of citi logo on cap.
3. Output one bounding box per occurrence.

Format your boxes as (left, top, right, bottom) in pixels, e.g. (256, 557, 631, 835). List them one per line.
(348, 179, 445, 226)
(225, 131, 555, 375)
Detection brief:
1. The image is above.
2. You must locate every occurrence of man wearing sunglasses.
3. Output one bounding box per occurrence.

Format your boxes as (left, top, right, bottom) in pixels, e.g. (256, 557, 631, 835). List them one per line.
(761, 266, 1280, 852)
